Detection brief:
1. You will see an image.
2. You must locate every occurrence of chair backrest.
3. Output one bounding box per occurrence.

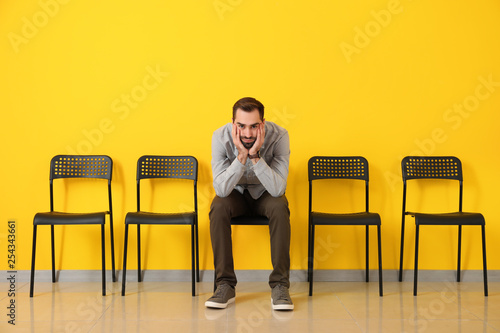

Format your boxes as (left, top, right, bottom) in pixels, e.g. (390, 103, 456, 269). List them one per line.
(401, 156, 462, 181)
(135, 155, 198, 212)
(49, 155, 113, 212)
(51, 155, 112, 180)
(401, 156, 463, 212)
(308, 156, 370, 212)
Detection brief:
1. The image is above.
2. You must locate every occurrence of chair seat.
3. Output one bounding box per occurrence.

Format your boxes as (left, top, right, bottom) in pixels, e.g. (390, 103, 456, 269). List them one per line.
(231, 215, 269, 225)
(311, 212, 381, 225)
(125, 211, 196, 225)
(407, 212, 485, 225)
(34, 212, 107, 225)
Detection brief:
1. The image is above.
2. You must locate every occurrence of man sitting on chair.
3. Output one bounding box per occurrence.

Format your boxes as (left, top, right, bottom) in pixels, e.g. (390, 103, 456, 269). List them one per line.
(205, 97, 293, 311)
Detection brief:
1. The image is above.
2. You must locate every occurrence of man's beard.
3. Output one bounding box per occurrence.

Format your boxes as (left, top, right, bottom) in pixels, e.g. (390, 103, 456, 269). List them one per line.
(241, 138, 256, 149)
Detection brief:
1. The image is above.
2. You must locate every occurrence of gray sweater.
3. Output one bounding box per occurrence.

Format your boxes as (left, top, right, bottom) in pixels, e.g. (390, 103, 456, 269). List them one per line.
(211, 121, 290, 199)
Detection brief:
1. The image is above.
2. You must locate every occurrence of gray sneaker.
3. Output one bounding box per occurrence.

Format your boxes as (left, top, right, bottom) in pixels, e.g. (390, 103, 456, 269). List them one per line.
(271, 284, 294, 310)
(205, 284, 235, 309)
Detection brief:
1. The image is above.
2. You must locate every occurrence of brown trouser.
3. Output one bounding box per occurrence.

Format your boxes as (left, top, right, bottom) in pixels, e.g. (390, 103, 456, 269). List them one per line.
(209, 190, 291, 288)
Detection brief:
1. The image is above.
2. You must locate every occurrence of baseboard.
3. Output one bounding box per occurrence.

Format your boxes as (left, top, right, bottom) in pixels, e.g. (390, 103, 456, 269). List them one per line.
(8, 269, 500, 283)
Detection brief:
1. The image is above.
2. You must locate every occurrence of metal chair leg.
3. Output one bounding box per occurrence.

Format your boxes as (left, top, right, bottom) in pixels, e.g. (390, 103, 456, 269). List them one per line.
(101, 224, 106, 296)
(30, 225, 38, 298)
(399, 217, 406, 282)
(413, 225, 420, 296)
(482, 225, 488, 296)
(308, 225, 315, 296)
(457, 225, 462, 282)
(122, 224, 129, 296)
(137, 224, 142, 282)
(365, 225, 369, 283)
(307, 222, 312, 282)
(51, 225, 56, 283)
(191, 224, 195, 297)
(109, 214, 116, 282)
(377, 224, 383, 297)
(195, 221, 200, 282)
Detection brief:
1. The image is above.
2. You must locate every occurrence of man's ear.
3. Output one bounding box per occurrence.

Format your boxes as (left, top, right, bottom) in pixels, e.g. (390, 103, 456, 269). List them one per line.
(232, 118, 235, 123)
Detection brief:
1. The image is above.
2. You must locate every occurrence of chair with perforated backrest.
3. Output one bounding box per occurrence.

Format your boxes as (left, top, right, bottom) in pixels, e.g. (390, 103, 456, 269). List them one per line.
(122, 155, 199, 296)
(399, 156, 488, 296)
(212, 214, 269, 291)
(308, 156, 383, 297)
(30, 155, 116, 297)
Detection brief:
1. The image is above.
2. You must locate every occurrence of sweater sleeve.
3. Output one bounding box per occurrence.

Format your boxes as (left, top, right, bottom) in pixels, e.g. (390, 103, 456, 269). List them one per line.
(252, 131, 290, 197)
(211, 131, 245, 197)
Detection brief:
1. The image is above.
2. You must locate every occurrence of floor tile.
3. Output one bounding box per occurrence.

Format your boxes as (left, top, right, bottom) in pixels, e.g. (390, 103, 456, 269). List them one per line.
(2, 280, 498, 332)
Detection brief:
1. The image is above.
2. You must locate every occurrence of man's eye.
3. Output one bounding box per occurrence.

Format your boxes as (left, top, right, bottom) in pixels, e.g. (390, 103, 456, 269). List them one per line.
(251, 125, 258, 129)
(239, 125, 244, 128)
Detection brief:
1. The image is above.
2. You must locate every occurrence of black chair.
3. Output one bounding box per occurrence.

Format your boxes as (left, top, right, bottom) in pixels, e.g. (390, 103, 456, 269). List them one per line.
(122, 156, 199, 296)
(307, 156, 383, 296)
(398, 156, 488, 296)
(213, 215, 269, 291)
(30, 155, 116, 297)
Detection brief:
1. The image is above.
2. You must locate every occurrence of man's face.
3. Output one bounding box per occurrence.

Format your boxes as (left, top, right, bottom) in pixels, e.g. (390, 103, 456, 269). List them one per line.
(233, 108, 263, 149)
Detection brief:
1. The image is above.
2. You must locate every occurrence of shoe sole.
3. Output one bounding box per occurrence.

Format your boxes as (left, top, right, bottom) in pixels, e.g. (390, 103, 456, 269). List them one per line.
(205, 297, 235, 309)
(271, 299, 294, 311)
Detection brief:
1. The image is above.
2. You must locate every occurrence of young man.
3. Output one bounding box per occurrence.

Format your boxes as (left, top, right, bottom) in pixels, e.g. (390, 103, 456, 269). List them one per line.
(205, 97, 293, 311)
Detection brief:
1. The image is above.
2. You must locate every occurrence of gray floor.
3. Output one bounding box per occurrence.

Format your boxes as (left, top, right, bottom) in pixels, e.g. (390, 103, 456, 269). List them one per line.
(1, 281, 499, 332)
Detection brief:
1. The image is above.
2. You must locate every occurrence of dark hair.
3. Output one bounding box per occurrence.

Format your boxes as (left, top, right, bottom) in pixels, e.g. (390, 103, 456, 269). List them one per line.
(232, 97, 264, 121)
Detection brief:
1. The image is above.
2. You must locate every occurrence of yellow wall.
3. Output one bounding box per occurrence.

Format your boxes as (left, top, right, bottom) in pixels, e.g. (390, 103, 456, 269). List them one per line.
(1, 0, 499, 273)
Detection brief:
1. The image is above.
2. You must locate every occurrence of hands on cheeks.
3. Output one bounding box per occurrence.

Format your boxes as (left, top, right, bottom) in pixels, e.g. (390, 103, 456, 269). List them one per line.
(232, 122, 246, 155)
(232, 121, 265, 165)
(249, 122, 265, 156)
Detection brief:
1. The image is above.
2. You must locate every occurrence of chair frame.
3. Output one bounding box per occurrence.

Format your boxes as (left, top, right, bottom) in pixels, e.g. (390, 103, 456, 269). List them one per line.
(122, 155, 199, 296)
(398, 156, 488, 296)
(307, 156, 383, 297)
(30, 155, 116, 297)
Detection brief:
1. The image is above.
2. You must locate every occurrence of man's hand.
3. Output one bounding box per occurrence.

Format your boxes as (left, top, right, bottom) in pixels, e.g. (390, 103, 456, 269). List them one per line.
(249, 122, 265, 163)
(232, 123, 248, 164)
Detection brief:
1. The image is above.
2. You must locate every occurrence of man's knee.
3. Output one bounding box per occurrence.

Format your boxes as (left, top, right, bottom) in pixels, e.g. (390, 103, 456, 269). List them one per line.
(210, 196, 225, 211)
(263, 195, 290, 218)
(210, 196, 231, 217)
